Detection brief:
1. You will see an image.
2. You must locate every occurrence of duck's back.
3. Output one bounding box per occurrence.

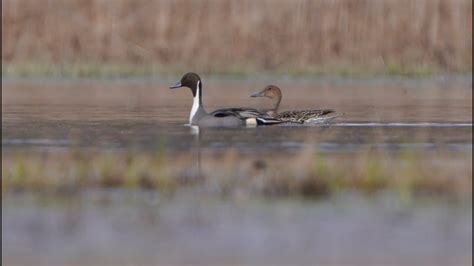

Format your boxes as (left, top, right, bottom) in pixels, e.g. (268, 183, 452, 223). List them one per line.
(211, 108, 267, 119)
(201, 108, 283, 127)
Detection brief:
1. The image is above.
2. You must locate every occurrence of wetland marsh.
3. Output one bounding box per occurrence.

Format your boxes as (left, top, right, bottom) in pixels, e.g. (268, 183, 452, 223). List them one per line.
(3, 0, 473, 264)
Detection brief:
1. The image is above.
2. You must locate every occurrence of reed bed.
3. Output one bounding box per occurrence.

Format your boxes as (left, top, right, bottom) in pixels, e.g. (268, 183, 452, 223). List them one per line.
(2, 0, 472, 75)
(2, 148, 471, 200)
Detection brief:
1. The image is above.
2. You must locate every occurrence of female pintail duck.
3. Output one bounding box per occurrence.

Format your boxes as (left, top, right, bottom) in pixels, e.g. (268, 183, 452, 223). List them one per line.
(170, 73, 283, 127)
(251, 85, 340, 124)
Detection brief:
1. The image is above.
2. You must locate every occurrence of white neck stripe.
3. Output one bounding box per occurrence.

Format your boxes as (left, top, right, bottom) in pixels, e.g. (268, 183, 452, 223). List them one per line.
(189, 81, 200, 123)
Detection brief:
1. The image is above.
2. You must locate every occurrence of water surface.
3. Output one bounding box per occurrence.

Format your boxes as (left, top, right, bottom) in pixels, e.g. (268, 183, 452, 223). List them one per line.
(2, 76, 472, 153)
(2, 76, 472, 266)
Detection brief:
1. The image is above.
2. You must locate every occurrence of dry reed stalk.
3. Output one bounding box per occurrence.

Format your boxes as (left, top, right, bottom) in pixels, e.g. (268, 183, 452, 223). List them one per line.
(2, 0, 472, 72)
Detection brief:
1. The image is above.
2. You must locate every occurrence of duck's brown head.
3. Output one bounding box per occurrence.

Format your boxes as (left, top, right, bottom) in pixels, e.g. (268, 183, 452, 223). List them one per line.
(250, 85, 282, 100)
(170, 72, 202, 98)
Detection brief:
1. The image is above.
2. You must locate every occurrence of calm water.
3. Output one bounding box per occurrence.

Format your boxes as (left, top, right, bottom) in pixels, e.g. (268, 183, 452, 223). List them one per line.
(3, 192, 471, 266)
(2, 76, 472, 266)
(2, 76, 472, 153)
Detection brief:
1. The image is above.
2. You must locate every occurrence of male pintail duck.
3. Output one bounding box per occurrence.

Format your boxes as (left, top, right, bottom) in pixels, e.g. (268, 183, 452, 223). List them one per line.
(251, 85, 341, 124)
(170, 73, 283, 127)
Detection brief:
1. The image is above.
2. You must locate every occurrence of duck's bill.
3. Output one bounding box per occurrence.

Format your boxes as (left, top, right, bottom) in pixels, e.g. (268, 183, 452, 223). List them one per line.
(169, 82, 182, 89)
(250, 90, 264, 97)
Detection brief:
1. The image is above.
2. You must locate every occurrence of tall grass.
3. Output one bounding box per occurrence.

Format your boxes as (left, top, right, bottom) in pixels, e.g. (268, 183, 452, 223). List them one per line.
(2, 0, 472, 73)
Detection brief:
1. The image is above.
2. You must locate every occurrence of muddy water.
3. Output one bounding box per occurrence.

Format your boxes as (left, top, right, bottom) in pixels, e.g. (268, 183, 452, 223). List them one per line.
(2, 76, 472, 266)
(2, 76, 472, 152)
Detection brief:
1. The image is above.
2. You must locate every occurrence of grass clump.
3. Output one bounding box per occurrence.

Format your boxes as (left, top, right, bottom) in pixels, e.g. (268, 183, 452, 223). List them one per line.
(2, 148, 471, 201)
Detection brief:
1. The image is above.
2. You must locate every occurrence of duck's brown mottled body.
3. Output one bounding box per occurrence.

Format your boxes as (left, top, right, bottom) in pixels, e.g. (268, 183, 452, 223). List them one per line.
(276, 109, 335, 124)
(251, 85, 339, 124)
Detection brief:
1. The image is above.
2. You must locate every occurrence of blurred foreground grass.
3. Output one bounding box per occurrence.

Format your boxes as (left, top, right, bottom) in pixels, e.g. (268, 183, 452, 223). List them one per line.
(3, 148, 471, 201)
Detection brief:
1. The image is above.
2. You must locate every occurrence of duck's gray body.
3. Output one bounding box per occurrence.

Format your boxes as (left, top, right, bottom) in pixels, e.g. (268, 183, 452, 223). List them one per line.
(189, 104, 208, 125)
(194, 107, 281, 127)
(193, 106, 245, 127)
(196, 114, 244, 127)
(171, 73, 283, 127)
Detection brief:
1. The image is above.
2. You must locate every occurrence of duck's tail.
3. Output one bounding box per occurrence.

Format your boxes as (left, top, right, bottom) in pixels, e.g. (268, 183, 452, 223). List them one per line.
(252, 116, 285, 126)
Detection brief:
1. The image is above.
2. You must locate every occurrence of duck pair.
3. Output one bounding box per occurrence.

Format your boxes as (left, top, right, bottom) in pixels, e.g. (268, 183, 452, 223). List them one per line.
(170, 73, 338, 127)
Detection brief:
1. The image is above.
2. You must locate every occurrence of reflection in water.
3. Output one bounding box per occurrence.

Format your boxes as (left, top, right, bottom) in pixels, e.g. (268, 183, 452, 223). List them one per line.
(189, 124, 200, 135)
(192, 125, 202, 178)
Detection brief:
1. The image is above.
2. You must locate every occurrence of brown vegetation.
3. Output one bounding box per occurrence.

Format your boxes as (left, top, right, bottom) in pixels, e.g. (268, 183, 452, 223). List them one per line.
(2, 0, 472, 73)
